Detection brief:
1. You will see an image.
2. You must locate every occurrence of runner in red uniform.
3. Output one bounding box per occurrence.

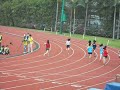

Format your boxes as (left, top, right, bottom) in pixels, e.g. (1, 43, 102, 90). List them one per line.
(44, 40, 51, 56)
(103, 46, 108, 65)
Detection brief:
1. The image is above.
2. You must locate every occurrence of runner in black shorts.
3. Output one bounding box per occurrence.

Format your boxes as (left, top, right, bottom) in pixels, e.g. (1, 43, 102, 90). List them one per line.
(66, 45, 70, 48)
(66, 38, 71, 54)
(92, 40, 97, 57)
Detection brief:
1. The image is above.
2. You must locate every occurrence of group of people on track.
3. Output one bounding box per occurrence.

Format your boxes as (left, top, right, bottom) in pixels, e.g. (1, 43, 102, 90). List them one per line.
(87, 40, 109, 65)
(22, 33, 51, 56)
(22, 33, 34, 53)
(0, 32, 10, 55)
(22, 34, 120, 64)
(65, 38, 120, 65)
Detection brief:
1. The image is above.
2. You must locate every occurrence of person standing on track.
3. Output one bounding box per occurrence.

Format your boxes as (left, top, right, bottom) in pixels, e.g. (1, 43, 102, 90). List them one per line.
(22, 39, 28, 53)
(92, 40, 97, 57)
(99, 44, 103, 61)
(0, 32, 2, 47)
(44, 40, 51, 56)
(87, 43, 93, 58)
(28, 34, 34, 52)
(103, 46, 108, 65)
(66, 38, 71, 54)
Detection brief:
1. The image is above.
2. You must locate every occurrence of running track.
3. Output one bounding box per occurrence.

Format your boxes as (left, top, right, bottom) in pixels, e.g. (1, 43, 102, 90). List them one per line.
(0, 26, 120, 90)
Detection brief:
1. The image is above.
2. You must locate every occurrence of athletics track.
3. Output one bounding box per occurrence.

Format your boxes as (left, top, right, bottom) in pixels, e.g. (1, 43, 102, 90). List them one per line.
(0, 26, 120, 90)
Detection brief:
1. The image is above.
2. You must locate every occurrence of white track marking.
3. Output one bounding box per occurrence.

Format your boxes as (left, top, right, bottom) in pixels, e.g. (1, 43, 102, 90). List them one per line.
(0, 45, 96, 84)
(0, 37, 89, 74)
(1, 64, 119, 90)
(0, 43, 85, 77)
(0, 52, 112, 89)
(38, 64, 120, 90)
(0, 45, 72, 72)
(0, 38, 61, 67)
(0, 40, 63, 69)
(0, 82, 42, 90)
(80, 78, 115, 89)
(0, 38, 98, 81)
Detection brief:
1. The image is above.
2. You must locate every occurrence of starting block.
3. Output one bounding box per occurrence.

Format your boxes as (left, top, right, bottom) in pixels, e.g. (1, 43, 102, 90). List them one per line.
(116, 74, 120, 82)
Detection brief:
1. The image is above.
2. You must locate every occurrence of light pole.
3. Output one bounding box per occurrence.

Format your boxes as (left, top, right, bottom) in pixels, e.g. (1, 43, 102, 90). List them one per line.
(55, 0, 59, 32)
(60, 0, 65, 34)
(84, 0, 88, 35)
(113, 0, 117, 40)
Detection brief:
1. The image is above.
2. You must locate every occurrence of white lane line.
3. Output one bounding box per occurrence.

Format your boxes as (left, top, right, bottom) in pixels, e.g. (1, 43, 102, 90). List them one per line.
(80, 78, 115, 90)
(0, 51, 112, 89)
(0, 43, 84, 78)
(0, 42, 103, 85)
(0, 82, 42, 90)
(0, 48, 67, 72)
(0, 42, 84, 84)
(0, 40, 96, 82)
(38, 64, 120, 90)
(0, 44, 93, 84)
(0, 40, 62, 69)
(37, 49, 117, 89)
(0, 37, 60, 67)
(0, 46, 112, 88)
(20, 50, 86, 77)
(0, 41, 75, 72)
(1, 63, 119, 90)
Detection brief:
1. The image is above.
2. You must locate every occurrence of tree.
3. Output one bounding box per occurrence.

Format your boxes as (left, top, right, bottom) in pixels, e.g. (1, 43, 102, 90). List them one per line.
(65, 0, 85, 34)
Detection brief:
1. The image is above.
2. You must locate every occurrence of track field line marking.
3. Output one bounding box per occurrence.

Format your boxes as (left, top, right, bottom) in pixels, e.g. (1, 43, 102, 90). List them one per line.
(1, 64, 118, 90)
(0, 32, 86, 69)
(0, 42, 98, 83)
(80, 78, 115, 90)
(0, 40, 62, 69)
(0, 50, 111, 87)
(1, 43, 84, 77)
(0, 38, 112, 87)
(0, 41, 75, 72)
(0, 38, 60, 67)
(39, 64, 120, 90)
(0, 46, 94, 83)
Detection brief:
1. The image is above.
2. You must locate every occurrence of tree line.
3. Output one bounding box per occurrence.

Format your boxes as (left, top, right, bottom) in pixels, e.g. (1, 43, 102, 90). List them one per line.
(0, 0, 120, 39)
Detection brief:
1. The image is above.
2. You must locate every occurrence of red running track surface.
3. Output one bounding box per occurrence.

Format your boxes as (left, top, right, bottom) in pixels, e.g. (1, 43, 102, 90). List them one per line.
(0, 26, 120, 90)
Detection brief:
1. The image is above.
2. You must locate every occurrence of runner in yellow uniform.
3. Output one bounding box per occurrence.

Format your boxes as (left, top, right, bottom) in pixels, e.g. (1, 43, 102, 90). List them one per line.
(28, 34, 33, 52)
